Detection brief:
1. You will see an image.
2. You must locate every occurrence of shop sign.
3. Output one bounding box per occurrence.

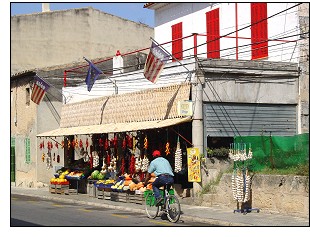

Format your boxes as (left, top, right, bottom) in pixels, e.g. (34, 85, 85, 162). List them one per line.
(187, 147, 201, 182)
(177, 100, 193, 116)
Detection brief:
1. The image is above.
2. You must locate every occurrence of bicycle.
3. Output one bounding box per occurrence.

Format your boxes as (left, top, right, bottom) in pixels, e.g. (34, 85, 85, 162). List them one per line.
(144, 184, 181, 223)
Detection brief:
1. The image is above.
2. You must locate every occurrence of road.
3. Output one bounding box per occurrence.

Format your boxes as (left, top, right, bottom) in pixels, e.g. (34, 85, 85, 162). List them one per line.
(11, 194, 216, 227)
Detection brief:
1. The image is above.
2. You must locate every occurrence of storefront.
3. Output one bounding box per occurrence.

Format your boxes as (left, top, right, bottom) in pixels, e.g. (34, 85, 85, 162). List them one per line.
(37, 83, 194, 197)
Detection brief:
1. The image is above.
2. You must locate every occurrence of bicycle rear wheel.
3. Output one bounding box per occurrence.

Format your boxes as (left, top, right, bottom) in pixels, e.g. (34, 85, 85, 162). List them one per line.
(166, 195, 181, 223)
(145, 192, 159, 219)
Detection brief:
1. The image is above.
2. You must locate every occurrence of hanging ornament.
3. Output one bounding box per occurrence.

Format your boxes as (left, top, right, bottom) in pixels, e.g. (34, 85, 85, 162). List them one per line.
(67, 139, 71, 150)
(120, 157, 125, 174)
(141, 155, 149, 172)
(99, 138, 104, 147)
(79, 139, 83, 149)
(61, 140, 64, 149)
(57, 154, 60, 163)
(129, 155, 136, 174)
(122, 136, 127, 149)
(55, 142, 58, 149)
(174, 137, 182, 172)
(86, 138, 89, 150)
(143, 136, 148, 149)
(165, 142, 170, 155)
(104, 138, 109, 150)
(41, 153, 45, 162)
(75, 138, 79, 148)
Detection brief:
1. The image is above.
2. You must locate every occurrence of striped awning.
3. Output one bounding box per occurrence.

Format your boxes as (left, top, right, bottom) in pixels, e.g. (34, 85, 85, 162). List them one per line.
(37, 117, 192, 137)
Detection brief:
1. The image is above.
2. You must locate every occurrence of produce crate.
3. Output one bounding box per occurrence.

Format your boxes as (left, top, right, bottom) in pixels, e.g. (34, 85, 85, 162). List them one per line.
(103, 190, 111, 200)
(110, 192, 128, 203)
(49, 184, 56, 194)
(97, 188, 104, 199)
(55, 184, 69, 194)
(127, 191, 144, 205)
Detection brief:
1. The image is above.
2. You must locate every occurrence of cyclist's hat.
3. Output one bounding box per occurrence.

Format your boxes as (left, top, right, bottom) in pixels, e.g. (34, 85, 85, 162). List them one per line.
(152, 150, 161, 157)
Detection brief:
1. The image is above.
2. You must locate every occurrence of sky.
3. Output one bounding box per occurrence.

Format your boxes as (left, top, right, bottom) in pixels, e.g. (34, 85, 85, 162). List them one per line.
(10, 2, 155, 27)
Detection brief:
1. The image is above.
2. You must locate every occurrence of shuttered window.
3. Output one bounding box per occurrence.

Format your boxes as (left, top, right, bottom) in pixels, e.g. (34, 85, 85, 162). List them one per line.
(25, 138, 31, 164)
(171, 22, 183, 61)
(206, 8, 220, 58)
(251, 3, 268, 60)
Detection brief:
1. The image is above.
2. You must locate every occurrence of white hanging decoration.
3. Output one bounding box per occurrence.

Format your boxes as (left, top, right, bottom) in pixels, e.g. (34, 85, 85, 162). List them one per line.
(174, 138, 182, 172)
(141, 155, 149, 172)
(231, 171, 238, 201)
(92, 151, 99, 168)
(135, 156, 142, 172)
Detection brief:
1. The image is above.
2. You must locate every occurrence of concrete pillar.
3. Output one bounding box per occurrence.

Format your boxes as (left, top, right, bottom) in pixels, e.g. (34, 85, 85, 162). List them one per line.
(191, 70, 204, 196)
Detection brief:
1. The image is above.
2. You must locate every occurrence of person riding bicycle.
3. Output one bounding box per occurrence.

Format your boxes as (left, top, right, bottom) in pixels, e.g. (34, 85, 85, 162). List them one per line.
(144, 150, 174, 206)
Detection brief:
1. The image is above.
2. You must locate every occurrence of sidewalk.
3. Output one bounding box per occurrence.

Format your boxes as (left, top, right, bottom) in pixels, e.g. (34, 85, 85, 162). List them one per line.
(11, 186, 309, 226)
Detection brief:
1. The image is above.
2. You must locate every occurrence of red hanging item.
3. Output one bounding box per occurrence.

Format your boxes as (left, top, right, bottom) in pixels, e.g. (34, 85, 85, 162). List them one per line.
(75, 138, 79, 148)
(106, 152, 111, 165)
(71, 139, 75, 148)
(129, 155, 135, 175)
(79, 139, 83, 148)
(104, 138, 109, 150)
(122, 137, 126, 149)
(61, 140, 64, 149)
(55, 142, 58, 149)
(86, 138, 89, 149)
(127, 134, 133, 149)
(113, 135, 118, 147)
(121, 158, 125, 175)
(99, 138, 104, 147)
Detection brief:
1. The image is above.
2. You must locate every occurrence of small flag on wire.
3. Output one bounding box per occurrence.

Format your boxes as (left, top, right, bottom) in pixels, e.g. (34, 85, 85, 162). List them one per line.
(31, 75, 50, 105)
(143, 41, 169, 83)
(84, 57, 102, 92)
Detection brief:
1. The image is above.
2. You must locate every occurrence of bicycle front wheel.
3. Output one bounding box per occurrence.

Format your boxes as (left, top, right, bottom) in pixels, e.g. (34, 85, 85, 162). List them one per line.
(145, 192, 159, 219)
(166, 195, 181, 223)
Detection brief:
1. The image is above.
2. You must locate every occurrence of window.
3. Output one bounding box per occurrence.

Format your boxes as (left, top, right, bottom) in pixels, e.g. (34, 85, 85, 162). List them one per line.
(206, 8, 220, 58)
(25, 138, 31, 164)
(171, 22, 183, 61)
(251, 3, 268, 60)
(26, 87, 30, 106)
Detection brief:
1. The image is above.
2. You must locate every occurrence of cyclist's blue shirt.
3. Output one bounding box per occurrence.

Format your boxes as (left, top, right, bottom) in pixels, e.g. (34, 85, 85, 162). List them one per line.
(147, 157, 174, 177)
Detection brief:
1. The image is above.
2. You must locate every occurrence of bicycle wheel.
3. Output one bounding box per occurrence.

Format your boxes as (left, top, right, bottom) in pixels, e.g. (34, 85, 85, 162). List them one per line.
(165, 195, 181, 223)
(145, 192, 159, 219)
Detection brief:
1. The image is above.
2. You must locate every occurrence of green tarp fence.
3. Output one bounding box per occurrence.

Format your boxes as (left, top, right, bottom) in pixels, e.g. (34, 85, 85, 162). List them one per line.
(234, 133, 309, 171)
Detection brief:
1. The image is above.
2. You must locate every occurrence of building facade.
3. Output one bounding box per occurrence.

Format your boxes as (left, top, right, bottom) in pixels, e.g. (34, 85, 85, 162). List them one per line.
(11, 6, 154, 74)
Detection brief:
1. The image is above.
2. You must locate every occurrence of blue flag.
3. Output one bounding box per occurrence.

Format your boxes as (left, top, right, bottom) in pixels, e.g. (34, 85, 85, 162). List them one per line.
(84, 57, 102, 92)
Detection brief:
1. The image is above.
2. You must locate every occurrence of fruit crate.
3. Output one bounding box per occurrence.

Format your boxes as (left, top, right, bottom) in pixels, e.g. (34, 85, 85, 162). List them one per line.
(49, 184, 56, 194)
(110, 192, 128, 203)
(127, 191, 144, 205)
(97, 188, 104, 199)
(87, 180, 97, 198)
(55, 184, 69, 194)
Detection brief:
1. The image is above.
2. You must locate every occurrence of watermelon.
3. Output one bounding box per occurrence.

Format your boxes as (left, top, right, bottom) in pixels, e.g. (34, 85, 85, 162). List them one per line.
(91, 170, 100, 179)
(97, 173, 105, 180)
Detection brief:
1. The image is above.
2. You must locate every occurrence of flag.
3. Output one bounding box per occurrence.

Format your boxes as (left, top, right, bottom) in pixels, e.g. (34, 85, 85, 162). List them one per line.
(84, 57, 102, 92)
(143, 41, 169, 83)
(31, 75, 50, 105)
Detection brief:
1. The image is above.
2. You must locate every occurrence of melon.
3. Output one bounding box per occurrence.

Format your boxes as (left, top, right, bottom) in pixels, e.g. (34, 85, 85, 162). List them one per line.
(91, 170, 100, 179)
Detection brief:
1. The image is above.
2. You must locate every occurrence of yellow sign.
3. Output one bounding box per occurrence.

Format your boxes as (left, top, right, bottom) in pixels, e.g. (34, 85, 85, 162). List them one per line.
(187, 147, 201, 182)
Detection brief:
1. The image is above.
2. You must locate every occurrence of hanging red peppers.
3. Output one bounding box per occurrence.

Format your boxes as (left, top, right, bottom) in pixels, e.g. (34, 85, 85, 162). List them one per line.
(79, 139, 83, 149)
(104, 138, 109, 150)
(144, 136, 148, 149)
(129, 155, 135, 174)
(165, 142, 171, 155)
(120, 157, 125, 174)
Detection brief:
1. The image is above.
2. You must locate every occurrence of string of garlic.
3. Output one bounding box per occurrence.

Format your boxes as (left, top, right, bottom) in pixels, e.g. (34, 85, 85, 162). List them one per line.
(174, 141, 182, 172)
(141, 155, 149, 172)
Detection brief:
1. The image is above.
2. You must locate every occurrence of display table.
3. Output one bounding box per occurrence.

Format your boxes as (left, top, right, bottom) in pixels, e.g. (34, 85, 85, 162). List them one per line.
(66, 177, 87, 194)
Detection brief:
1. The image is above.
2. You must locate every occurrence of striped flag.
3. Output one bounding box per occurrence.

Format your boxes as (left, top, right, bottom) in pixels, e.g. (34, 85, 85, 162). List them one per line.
(143, 41, 169, 83)
(31, 75, 50, 105)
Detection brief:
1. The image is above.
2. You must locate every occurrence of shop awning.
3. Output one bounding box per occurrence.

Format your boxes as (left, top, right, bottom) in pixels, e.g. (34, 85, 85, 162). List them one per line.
(37, 116, 192, 137)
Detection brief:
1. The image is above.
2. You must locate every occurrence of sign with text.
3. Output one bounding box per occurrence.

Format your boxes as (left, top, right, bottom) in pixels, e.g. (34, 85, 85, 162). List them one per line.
(187, 147, 201, 182)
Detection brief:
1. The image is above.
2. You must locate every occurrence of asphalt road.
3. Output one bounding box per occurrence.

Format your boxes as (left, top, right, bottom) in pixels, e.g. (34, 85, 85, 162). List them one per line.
(11, 194, 215, 227)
